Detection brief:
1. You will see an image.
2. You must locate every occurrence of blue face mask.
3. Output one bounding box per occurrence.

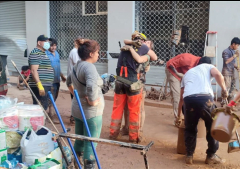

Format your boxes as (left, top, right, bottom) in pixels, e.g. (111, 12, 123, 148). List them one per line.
(43, 42, 50, 50)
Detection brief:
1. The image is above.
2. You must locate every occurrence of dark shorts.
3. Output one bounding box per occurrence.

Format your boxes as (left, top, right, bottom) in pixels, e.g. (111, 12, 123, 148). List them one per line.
(30, 86, 52, 110)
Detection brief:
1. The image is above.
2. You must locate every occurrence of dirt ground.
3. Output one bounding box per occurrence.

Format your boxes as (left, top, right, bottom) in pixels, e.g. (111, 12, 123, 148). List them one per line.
(6, 85, 240, 169)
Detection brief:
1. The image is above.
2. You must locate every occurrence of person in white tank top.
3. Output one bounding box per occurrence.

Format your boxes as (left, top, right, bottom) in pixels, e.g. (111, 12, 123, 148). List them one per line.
(177, 61, 228, 165)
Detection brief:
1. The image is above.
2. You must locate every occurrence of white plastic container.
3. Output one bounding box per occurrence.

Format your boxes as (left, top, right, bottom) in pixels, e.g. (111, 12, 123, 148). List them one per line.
(17, 105, 45, 131)
(0, 108, 19, 130)
(0, 130, 6, 150)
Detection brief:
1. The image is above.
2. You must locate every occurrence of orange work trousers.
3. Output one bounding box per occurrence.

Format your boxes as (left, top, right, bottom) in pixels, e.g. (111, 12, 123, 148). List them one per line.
(110, 80, 142, 142)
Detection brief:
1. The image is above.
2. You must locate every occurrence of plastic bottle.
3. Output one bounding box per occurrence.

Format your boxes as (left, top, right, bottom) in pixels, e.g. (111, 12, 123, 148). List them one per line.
(10, 158, 18, 168)
(1, 160, 12, 168)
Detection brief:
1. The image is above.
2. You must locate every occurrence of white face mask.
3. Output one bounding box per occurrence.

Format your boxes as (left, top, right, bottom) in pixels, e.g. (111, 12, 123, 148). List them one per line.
(43, 42, 50, 50)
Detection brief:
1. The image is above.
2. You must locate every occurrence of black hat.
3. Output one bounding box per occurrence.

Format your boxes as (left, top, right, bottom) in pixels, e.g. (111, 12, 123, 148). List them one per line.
(37, 35, 49, 42)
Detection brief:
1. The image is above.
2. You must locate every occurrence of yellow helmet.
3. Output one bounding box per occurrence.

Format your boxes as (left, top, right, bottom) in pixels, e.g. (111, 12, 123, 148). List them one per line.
(131, 31, 147, 41)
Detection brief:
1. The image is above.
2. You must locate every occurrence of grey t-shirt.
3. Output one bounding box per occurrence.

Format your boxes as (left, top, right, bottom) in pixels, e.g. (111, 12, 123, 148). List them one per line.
(66, 61, 104, 120)
(222, 47, 236, 76)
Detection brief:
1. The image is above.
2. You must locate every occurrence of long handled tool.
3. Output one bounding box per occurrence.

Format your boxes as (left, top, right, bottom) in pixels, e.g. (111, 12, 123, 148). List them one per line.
(58, 132, 154, 169)
(10, 60, 68, 147)
(74, 89, 102, 169)
(48, 91, 82, 169)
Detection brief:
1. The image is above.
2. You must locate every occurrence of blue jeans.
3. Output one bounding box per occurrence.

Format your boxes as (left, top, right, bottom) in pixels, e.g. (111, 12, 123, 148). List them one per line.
(52, 83, 60, 101)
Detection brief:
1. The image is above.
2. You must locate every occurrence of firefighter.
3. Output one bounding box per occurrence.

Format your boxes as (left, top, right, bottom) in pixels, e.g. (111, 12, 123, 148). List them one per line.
(109, 31, 149, 143)
(119, 39, 160, 143)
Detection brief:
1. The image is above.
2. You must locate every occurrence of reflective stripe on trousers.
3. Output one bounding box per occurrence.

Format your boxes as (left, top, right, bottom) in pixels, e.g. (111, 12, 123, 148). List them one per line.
(110, 81, 142, 141)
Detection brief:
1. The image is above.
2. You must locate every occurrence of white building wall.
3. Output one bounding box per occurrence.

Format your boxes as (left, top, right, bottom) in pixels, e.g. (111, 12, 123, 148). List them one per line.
(209, 1, 240, 94)
(25, 1, 50, 55)
(107, 1, 135, 75)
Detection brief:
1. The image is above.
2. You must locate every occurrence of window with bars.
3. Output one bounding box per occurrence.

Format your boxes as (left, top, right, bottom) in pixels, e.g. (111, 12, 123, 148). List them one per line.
(135, 1, 210, 66)
(82, 1, 108, 15)
(49, 1, 108, 63)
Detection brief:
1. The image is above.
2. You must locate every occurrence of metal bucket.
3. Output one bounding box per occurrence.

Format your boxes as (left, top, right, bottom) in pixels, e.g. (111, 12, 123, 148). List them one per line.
(177, 119, 186, 154)
(211, 110, 240, 143)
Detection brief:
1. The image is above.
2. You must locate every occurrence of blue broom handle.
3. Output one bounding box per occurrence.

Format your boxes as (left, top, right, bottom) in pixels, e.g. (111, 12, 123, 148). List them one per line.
(74, 89, 102, 169)
(48, 91, 82, 169)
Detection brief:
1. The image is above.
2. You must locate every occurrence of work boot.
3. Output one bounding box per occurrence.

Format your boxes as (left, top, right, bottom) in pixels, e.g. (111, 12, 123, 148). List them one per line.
(49, 105, 60, 124)
(74, 152, 84, 167)
(84, 160, 96, 169)
(205, 154, 226, 164)
(119, 126, 129, 136)
(109, 135, 118, 140)
(129, 139, 138, 144)
(138, 130, 145, 143)
(185, 156, 193, 164)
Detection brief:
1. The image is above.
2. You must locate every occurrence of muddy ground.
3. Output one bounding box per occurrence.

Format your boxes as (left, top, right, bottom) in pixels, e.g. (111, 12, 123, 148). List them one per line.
(6, 85, 240, 169)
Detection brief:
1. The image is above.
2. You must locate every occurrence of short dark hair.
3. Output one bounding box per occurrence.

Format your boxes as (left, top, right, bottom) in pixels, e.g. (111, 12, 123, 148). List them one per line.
(78, 40, 100, 60)
(49, 38, 58, 46)
(21, 65, 29, 71)
(198, 57, 212, 65)
(231, 37, 240, 45)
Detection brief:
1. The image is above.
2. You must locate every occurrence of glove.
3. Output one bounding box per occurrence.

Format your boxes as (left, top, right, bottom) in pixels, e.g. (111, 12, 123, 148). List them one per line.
(120, 45, 132, 51)
(132, 40, 142, 48)
(221, 89, 228, 100)
(228, 100, 237, 107)
(36, 82, 45, 96)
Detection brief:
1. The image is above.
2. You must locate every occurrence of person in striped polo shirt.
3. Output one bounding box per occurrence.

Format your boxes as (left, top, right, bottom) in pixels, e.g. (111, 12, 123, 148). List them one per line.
(28, 35, 54, 111)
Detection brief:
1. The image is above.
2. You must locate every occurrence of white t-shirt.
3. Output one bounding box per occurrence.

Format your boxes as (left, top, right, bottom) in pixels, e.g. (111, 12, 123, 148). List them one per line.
(181, 64, 215, 98)
(67, 48, 80, 76)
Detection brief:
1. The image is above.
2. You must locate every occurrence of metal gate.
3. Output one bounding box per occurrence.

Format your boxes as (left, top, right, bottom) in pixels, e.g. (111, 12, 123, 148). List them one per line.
(135, 1, 210, 66)
(49, 1, 108, 75)
(0, 1, 27, 74)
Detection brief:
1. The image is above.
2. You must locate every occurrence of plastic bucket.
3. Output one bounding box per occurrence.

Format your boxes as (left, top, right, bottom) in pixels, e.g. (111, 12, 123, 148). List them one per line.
(177, 119, 186, 154)
(211, 112, 239, 143)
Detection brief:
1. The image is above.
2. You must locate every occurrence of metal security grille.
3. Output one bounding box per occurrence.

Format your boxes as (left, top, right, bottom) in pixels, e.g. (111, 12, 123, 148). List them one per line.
(135, 1, 210, 66)
(49, 1, 108, 63)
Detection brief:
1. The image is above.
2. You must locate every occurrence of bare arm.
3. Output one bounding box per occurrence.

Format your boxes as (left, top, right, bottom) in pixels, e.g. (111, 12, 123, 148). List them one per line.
(178, 87, 184, 118)
(68, 85, 74, 95)
(210, 67, 226, 91)
(224, 50, 238, 65)
(124, 39, 133, 45)
(225, 55, 236, 64)
(233, 91, 240, 102)
(169, 65, 184, 78)
(30, 65, 40, 83)
(148, 50, 158, 61)
(129, 48, 149, 63)
(66, 74, 74, 95)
